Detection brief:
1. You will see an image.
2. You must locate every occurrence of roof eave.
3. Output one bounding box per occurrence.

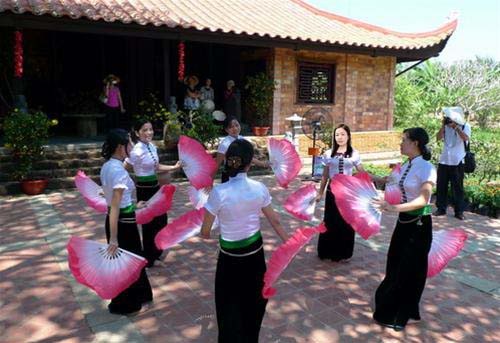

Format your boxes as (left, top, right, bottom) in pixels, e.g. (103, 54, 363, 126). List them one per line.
(0, 12, 452, 61)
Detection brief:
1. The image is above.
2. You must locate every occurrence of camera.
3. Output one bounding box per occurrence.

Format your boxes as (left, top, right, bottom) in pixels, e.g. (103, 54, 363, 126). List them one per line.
(443, 117, 453, 125)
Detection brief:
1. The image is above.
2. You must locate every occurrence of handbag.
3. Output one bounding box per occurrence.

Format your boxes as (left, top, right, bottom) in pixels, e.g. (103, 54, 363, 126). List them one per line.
(462, 126, 475, 173)
(99, 93, 108, 104)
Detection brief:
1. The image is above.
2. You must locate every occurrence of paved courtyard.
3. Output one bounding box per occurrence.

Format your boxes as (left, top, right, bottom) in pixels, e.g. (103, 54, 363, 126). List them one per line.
(1, 175, 499, 342)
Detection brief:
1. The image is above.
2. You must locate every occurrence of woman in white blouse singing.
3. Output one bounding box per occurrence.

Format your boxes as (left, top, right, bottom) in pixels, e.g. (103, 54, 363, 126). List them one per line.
(126, 119, 181, 267)
(315, 124, 371, 262)
(373, 127, 436, 332)
(201, 139, 288, 343)
(100, 129, 153, 315)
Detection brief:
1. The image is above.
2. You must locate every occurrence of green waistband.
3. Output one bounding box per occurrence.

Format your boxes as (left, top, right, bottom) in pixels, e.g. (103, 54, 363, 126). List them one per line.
(108, 204, 136, 214)
(220, 231, 262, 250)
(404, 205, 432, 216)
(136, 174, 157, 182)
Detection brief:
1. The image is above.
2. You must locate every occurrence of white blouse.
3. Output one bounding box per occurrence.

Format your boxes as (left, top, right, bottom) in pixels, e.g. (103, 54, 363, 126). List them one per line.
(205, 173, 272, 241)
(439, 123, 472, 166)
(217, 135, 244, 155)
(398, 155, 437, 204)
(322, 149, 361, 178)
(126, 141, 159, 176)
(100, 158, 135, 208)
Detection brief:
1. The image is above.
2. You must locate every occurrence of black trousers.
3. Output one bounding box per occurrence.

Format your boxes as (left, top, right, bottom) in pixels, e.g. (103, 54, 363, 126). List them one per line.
(105, 106, 121, 130)
(436, 163, 465, 214)
(105, 212, 153, 314)
(215, 238, 267, 343)
(373, 213, 432, 327)
(317, 186, 355, 261)
(136, 180, 168, 267)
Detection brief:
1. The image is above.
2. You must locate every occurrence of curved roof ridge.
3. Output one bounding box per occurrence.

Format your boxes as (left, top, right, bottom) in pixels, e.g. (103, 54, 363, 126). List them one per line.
(292, 0, 458, 39)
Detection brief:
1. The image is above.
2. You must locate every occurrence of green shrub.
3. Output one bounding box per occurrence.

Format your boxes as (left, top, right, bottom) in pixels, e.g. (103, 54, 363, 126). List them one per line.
(3, 109, 56, 180)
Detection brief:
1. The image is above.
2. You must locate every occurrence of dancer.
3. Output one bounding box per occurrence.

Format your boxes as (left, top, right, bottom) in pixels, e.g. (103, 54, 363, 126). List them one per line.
(201, 139, 288, 343)
(100, 129, 153, 315)
(215, 116, 269, 183)
(126, 119, 181, 267)
(315, 124, 374, 261)
(373, 127, 436, 331)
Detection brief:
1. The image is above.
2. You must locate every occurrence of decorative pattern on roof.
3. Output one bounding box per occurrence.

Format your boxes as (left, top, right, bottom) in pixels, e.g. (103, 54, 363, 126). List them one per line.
(0, 0, 457, 50)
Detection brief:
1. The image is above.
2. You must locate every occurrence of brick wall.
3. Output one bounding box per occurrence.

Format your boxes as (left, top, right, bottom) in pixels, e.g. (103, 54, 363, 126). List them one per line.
(271, 48, 396, 134)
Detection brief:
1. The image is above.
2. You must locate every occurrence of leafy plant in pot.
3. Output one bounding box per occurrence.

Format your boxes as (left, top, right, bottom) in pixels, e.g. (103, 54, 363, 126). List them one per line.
(244, 72, 276, 136)
(3, 109, 57, 195)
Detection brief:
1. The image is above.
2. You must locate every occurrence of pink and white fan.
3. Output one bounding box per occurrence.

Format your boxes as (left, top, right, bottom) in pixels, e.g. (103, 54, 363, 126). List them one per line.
(268, 138, 302, 188)
(262, 223, 326, 299)
(74, 170, 107, 213)
(384, 163, 402, 205)
(136, 184, 176, 224)
(427, 229, 468, 278)
(67, 236, 147, 299)
(284, 183, 318, 221)
(330, 172, 381, 239)
(178, 135, 217, 190)
(187, 186, 209, 210)
(155, 208, 205, 250)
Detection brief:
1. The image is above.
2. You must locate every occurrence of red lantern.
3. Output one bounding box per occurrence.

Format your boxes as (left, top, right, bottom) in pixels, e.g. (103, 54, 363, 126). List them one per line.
(177, 41, 185, 82)
(14, 30, 23, 78)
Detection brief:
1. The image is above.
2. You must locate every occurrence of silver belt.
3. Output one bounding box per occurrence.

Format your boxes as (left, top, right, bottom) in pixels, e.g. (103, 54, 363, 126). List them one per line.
(119, 218, 136, 224)
(219, 244, 263, 257)
(136, 183, 159, 188)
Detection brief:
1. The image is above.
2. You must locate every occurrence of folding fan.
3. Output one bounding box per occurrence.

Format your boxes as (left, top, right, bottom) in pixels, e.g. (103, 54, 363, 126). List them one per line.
(67, 236, 147, 299)
(262, 223, 326, 299)
(284, 183, 318, 221)
(136, 184, 176, 224)
(384, 163, 402, 205)
(74, 170, 107, 213)
(187, 186, 209, 210)
(155, 208, 205, 250)
(427, 229, 468, 278)
(330, 172, 381, 239)
(268, 138, 302, 188)
(178, 135, 217, 190)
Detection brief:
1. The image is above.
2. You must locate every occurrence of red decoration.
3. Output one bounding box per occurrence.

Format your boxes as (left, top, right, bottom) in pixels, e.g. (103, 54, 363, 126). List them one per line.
(177, 41, 185, 82)
(14, 30, 23, 78)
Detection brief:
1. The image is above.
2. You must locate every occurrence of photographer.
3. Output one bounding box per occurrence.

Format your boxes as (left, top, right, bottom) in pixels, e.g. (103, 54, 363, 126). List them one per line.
(434, 107, 471, 220)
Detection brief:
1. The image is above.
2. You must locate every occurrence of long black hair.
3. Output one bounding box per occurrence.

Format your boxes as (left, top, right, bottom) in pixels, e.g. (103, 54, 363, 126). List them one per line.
(331, 124, 353, 158)
(224, 139, 254, 178)
(101, 129, 130, 160)
(403, 127, 432, 161)
(131, 118, 152, 143)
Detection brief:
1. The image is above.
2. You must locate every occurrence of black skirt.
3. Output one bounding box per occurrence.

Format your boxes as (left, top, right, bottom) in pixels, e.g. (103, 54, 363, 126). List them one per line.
(215, 237, 267, 343)
(105, 211, 153, 314)
(317, 185, 355, 261)
(373, 213, 432, 327)
(136, 180, 168, 267)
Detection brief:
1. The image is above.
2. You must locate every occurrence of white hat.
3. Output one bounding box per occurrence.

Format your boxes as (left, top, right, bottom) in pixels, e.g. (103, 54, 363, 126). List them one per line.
(212, 110, 226, 121)
(442, 106, 465, 125)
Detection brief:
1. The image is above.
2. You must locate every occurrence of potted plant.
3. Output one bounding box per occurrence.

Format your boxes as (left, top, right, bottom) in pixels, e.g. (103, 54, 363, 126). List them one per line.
(3, 109, 57, 195)
(245, 72, 276, 136)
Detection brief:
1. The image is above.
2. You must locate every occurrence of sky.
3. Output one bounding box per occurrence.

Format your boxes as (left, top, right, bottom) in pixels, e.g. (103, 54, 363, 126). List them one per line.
(308, 0, 500, 63)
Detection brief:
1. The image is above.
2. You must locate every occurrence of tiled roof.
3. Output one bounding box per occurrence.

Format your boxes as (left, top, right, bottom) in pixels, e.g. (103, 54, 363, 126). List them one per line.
(0, 0, 457, 50)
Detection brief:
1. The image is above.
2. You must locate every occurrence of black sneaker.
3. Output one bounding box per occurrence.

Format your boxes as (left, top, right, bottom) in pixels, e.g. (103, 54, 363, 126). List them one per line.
(454, 213, 465, 220)
(433, 209, 446, 216)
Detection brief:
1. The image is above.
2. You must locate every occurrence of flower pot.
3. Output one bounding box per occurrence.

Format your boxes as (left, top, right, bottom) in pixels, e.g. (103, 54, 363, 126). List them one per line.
(252, 126, 270, 136)
(20, 178, 49, 195)
(308, 147, 321, 156)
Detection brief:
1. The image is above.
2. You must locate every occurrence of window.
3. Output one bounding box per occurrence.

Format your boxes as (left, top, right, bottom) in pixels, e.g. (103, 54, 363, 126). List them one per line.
(297, 62, 335, 104)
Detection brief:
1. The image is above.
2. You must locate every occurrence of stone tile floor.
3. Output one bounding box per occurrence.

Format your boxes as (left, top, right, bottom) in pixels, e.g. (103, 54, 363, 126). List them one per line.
(1, 175, 499, 342)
